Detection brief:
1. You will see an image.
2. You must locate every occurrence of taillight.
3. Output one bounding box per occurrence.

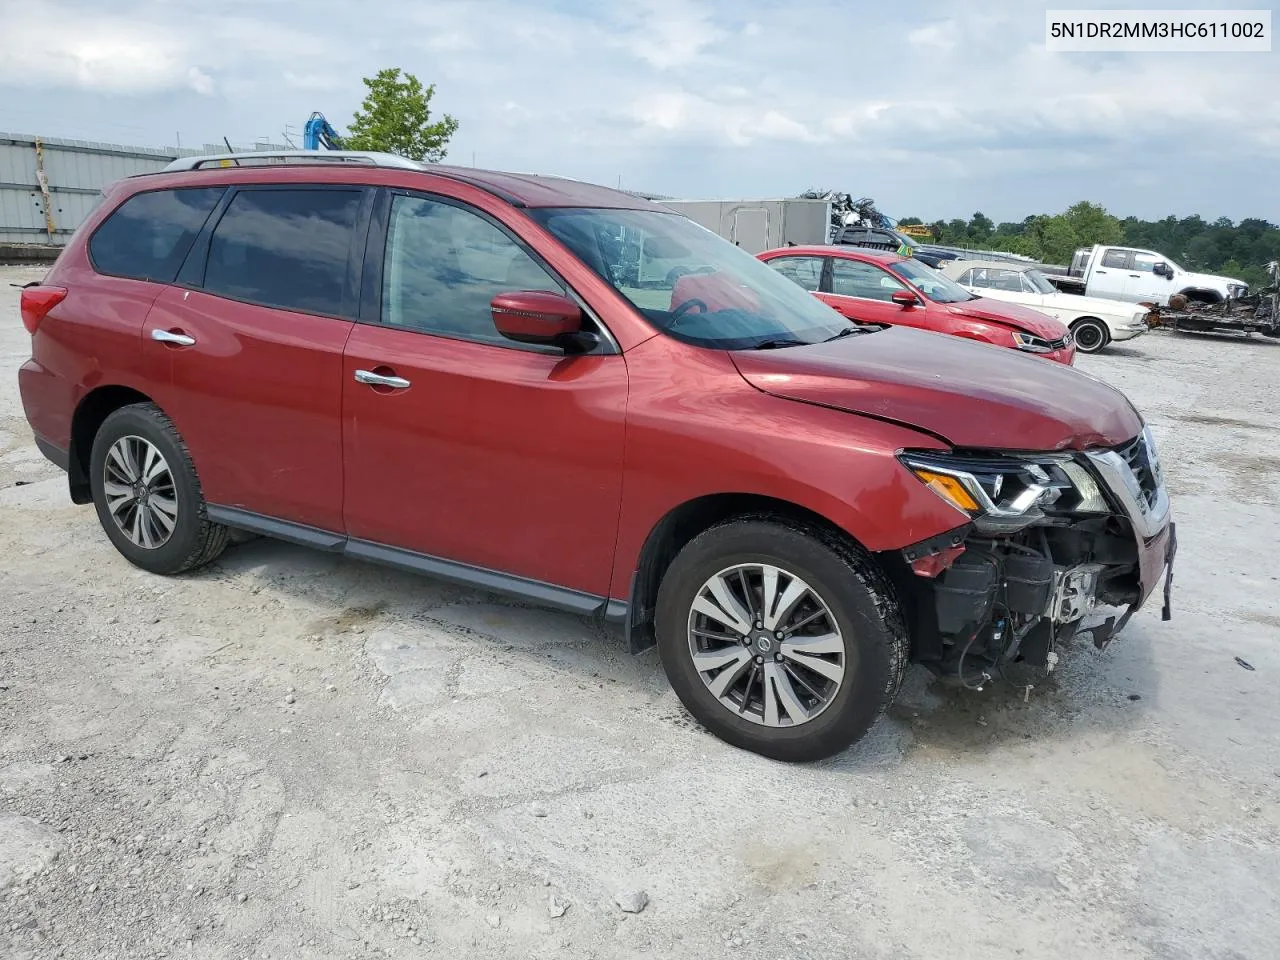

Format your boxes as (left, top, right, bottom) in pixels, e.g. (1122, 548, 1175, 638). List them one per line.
(19, 286, 67, 335)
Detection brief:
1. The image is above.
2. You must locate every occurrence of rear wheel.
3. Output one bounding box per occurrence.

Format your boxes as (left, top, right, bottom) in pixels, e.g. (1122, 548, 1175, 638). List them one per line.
(89, 403, 228, 575)
(1071, 317, 1109, 353)
(655, 518, 907, 762)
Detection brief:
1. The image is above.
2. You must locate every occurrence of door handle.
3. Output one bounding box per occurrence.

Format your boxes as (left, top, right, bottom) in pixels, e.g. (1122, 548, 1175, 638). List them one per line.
(151, 328, 196, 346)
(354, 369, 411, 389)
(1094, 270, 1108, 274)
(1129, 274, 1141, 278)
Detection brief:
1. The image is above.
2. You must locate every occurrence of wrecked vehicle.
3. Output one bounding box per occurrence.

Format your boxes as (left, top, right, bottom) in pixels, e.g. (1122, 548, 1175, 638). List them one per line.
(1147, 261, 1279, 337)
(18, 151, 1175, 762)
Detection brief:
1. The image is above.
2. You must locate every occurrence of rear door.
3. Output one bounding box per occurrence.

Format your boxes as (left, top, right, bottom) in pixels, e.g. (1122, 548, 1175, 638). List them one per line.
(762, 254, 827, 294)
(340, 189, 628, 598)
(819, 257, 914, 327)
(142, 185, 367, 530)
(1087, 248, 1131, 300)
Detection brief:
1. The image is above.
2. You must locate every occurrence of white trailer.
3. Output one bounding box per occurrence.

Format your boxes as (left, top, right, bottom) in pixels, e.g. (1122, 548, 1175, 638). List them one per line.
(658, 198, 831, 255)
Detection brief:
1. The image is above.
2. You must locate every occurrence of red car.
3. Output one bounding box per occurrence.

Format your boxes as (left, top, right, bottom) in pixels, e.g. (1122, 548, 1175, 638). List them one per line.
(758, 246, 1077, 365)
(18, 152, 1172, 761)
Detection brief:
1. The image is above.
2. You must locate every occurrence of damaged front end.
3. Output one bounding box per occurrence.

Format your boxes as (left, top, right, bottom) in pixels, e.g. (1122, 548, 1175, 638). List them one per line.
(894, 429, 1175, 686)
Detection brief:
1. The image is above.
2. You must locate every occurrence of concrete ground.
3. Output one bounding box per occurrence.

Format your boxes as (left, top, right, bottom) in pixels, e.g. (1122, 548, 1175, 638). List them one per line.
(1, 261, 1277, 960)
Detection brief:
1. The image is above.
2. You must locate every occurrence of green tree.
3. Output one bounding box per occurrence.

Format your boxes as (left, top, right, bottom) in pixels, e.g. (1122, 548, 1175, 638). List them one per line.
(346, 67, 459, 162)
(1060, 201, 1124, 248)
(897, 216, 923, 226)
(968, 211, 994, 243)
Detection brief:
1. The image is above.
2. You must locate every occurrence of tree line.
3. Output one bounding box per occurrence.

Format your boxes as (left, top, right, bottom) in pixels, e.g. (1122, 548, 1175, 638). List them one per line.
(899, 202, 1280, 289)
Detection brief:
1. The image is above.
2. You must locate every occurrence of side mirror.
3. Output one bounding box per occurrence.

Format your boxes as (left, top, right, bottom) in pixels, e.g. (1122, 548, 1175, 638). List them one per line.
(1154, 262, 1171, 278)
(891, 290, 920, 308)
(491, 291, 594, 352)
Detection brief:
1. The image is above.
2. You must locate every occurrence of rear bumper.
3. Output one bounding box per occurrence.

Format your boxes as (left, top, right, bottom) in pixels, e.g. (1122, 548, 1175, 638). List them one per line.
(34, 436, 69, 472)
(18, 357, 73, 454)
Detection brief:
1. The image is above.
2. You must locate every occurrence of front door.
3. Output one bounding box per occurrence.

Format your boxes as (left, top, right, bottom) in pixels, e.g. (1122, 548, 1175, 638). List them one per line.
(142, 186, 366, 530)
(1088, 248, 1131, 300)
(819, 258, 919, 327)
(1123, 251, 1172, 302)
(341, 190, 628, 598)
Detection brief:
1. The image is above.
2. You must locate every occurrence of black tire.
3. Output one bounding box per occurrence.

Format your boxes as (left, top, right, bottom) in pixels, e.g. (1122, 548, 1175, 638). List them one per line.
(655, 517, 907, 762)
(1071, 318, 1110, 354)
(89, 402, 228, 575)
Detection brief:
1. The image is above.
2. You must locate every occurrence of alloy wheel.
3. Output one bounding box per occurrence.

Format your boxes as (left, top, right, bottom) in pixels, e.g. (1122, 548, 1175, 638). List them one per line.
(687, 563, 846, 727)
(102, 435, 178, 550)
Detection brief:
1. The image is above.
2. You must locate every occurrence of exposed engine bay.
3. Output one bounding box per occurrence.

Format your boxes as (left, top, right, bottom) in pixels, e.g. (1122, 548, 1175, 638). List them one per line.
(894, 429, 1175, 686)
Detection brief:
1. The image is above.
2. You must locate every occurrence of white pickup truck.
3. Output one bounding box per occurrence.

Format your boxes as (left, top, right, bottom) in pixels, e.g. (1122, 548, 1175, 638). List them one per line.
(1044, 245, 1248, 306)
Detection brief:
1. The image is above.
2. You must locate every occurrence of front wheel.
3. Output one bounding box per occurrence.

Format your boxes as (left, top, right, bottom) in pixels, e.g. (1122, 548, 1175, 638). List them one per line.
(655, 518, 907, 762)
(1071, 318, 1110, 353)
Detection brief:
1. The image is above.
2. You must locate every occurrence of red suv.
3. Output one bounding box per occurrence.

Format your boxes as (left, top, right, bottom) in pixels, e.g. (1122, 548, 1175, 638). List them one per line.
(759, 246, 1077, 364)
(18, 152, 1173, 761)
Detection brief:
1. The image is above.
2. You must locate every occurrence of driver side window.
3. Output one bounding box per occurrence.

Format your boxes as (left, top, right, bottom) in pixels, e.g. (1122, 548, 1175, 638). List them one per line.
(831, 259, 906, 301)
(382, 194, 565, 345)
(1132, 253, 1157, 273)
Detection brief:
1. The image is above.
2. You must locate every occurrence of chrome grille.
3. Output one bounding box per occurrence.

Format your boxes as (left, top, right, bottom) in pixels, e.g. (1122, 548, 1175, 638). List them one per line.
(1117, 436, 1159, 510)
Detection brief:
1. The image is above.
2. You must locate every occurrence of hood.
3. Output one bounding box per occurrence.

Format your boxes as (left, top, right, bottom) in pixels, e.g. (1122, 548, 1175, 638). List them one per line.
(731, 326, 1142, 451)
(1180, 269, 1246, 290)
(1041, 291, 1142, 320)
(946, 297, 1069, 340)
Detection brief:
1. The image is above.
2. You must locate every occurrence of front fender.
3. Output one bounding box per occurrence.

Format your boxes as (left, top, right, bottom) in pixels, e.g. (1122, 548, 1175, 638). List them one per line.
(608, 338, 965, 601)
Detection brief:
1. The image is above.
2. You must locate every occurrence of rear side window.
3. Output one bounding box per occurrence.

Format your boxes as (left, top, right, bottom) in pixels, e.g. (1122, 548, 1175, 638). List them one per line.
(203, 189, 362, 316)
(766, 255, 824, 292)
(1101, 249, 1129, 269)
(89, 187, 224, 282)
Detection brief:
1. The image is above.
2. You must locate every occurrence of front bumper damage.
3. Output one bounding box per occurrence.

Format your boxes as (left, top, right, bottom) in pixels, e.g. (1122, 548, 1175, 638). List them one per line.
(898, 433, 1175, 684)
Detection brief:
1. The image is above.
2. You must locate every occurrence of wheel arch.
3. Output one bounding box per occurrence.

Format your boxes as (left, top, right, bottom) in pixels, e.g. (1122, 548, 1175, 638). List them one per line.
(622, 492, 871, 653)
(1177, 287, 1224, 305)
(67, 385, 155, 504)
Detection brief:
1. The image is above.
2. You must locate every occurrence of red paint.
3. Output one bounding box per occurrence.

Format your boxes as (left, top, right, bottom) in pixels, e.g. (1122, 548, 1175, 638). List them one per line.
(731, 327, 1140, 451)
(491, 290, 583, 344)
(141, 287, 353, 530)
(341, 323, 628, 595)
(758, 246, 1077, 366)
(19, 162, 1153, 615)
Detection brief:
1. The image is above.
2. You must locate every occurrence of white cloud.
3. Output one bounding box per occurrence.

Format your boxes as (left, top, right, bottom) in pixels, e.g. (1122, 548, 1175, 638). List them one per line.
(907, 21, 957, 50)
(187, 67, 215, 96)
(4, 0, 1277, 220)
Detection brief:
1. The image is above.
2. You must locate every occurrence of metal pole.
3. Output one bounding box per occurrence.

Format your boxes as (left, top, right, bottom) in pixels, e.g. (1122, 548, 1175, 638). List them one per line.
(32, 137, 57, 242)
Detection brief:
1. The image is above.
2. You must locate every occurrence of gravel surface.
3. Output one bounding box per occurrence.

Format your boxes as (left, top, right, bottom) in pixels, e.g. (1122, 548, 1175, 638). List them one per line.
(1, 263, 1278, 959)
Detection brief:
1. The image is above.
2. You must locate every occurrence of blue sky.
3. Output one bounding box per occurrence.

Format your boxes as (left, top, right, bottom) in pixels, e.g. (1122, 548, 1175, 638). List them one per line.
(1, 0, 1276, 223)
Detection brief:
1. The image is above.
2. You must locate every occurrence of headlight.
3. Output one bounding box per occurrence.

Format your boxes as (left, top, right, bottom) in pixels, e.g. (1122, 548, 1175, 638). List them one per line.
(900, 451, 1109, 531)
(1012, 331, 1055, 353)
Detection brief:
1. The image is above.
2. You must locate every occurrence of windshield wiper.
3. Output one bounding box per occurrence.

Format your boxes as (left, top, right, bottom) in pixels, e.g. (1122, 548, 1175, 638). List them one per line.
(823, 325, 873, 342)
(752, 338, 810, 350)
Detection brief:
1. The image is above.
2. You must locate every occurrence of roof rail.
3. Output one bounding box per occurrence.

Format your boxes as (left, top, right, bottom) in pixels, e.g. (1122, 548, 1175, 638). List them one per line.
(162, 150, 425, 172)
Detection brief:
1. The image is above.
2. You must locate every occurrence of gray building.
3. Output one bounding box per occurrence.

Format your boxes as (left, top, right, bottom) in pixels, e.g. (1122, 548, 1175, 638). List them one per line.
(0, 133, 284, 257)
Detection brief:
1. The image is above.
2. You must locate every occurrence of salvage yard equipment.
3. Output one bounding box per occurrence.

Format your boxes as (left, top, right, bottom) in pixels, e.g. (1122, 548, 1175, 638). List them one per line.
(1146, 261, 1279, 337)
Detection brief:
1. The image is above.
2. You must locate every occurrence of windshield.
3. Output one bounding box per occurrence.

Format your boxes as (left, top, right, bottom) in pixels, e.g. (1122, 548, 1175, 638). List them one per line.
(1024, 269, 1056, 294)
(528, 208, 852, 349)
(891, 258, 974, 304)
